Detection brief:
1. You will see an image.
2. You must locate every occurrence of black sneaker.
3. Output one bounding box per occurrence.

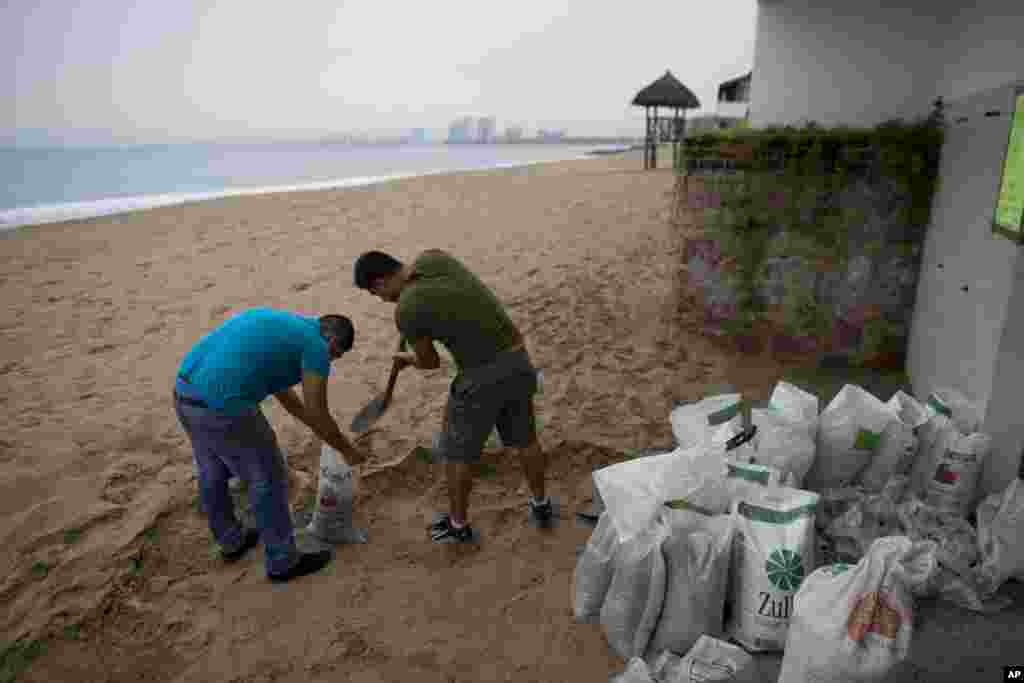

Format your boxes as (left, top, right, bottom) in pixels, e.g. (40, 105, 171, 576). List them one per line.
(529, 497, 556, 529)
(221, 529, 260, 563)
(267, 550, 333, 583)
(430, 518, 476, 545)
(427, 512, 450, 534)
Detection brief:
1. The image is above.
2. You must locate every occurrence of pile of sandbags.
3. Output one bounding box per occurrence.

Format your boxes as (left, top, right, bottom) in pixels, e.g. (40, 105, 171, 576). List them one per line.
(579, 380, 1017, 682)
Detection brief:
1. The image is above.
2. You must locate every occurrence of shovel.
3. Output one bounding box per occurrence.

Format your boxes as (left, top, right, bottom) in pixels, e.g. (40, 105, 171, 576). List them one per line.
(350, 340, 404, 433)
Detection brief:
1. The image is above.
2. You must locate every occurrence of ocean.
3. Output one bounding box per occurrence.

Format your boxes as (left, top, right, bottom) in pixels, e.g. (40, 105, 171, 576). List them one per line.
(0, 142, 622, 230)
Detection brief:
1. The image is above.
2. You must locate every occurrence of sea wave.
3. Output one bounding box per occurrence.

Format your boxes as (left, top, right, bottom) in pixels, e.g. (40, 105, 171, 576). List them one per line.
(0, 153, 594, 231)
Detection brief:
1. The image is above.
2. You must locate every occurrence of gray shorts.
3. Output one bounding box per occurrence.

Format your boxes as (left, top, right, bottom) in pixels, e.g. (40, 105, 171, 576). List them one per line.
(433, 348, 539, 465)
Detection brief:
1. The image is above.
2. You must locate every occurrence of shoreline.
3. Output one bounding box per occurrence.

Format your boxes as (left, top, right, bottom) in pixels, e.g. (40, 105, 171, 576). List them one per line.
(0, 146, 640, 237)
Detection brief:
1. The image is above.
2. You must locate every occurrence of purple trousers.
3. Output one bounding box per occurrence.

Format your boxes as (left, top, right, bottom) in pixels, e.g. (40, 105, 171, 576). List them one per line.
(173, 393, 297, 575)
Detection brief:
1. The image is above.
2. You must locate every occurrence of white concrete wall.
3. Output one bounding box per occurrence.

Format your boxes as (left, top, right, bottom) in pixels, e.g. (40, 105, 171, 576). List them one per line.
(906, 82, 1023, 496)
(750, 0, 1024, 494)
(750, 0, 946, 128)
(935, 1, 1024, 104)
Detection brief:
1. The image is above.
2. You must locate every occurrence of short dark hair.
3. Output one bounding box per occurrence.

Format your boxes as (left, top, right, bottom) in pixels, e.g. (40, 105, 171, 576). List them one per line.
(319, 314, 354, 352)
(354, 251, 403, 290)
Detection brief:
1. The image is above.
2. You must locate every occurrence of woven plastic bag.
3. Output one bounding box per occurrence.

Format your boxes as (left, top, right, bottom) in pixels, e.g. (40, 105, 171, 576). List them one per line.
(748, 407, 816, 487)
(601, 515, 671, 661)
(922, 387, 981, 435)
(806, 385, 899, 493)
(976, 478, 1024, 595)
(857, 391, 927, 494)
(670, 394, 745, 451)
(653, 635, 757, 683)
(777, 536, 938, 683)
(573, 511, 621, 623)
(306, 445, 368, 544)
(727, 486, 820, 652)
(594, 445, 725, 546)
(922, 432, 992, 517)
(646, 509, 734, 659)
(907, 413, 958, 499)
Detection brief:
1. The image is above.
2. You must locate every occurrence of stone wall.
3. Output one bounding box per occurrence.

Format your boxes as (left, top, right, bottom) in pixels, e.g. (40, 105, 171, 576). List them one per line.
(679, 171, 925, 366)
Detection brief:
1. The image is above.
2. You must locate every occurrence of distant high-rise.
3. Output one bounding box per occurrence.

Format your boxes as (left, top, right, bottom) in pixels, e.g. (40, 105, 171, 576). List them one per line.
(537, 129, 567, 141)
(477, 116, 496, 144)
(448, 116, 475, 143)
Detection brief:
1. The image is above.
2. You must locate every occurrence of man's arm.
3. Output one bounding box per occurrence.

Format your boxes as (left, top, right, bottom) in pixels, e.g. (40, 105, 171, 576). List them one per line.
(395, 336, 441, 370)
(273, 387, 315, 430)
(300, 371, 366, 464)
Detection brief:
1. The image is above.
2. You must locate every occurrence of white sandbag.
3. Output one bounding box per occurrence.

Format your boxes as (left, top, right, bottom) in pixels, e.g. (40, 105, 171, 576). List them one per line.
(857, 420, 918, 495)
(670, 394, 745, 451)
(595, 445, 724, 545)
(654, 635, 757, 683)
(573, 512, 621, 623)
(807, 385, 899, 493)
(886, 390, 930, 432)
(893, 496, 1009, 612)
(907, 414, 957, 499)
(976, 478, 1024, 595)
(826, 482, 905, 561)
(778, 536, 938, 683)
(749, 408, 816, 487)
(306, 445, 368, 544)
(727, 487, 820, 652)
(770, 381, 821, 430)
(611, 658, 657, 683)
(922, 387, 982, 435)
(601, 519, 671, 661)
(922, 432, 992, 517)
(857, 391, 926, 493)
(665, 459, 787, 518)
(646, 510, 734, 658)
(896, 497, 978, 574)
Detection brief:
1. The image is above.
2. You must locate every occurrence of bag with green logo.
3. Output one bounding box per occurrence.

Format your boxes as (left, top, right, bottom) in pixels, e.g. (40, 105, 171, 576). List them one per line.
(727, 486, 820, 652)
(669, 394, 745, 452)
(921, 387, 981, 435)
(806, 385, 899, 493)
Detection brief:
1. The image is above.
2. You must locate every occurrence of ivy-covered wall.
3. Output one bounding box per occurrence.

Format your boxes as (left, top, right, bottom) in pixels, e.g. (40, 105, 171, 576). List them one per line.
(672, 109, 945, 367)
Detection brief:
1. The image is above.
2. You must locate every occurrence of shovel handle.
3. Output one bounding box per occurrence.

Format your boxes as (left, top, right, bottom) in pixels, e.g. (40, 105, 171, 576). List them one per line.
(382, 358, 401, 403)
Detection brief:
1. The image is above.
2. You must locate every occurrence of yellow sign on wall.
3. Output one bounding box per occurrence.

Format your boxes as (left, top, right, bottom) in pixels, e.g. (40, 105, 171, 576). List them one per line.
(994, 91, 1024, 243)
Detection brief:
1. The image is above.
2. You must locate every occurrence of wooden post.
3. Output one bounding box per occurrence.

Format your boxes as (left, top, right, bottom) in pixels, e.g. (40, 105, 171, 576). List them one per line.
(652, 107, 659, 169)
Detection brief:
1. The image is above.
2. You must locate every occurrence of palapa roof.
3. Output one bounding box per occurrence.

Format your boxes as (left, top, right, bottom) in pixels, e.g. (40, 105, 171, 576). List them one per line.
(631, 70, 700, 109)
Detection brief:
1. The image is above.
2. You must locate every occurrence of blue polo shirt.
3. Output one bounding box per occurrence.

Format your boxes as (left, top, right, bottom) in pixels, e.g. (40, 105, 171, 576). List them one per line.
(175, 308, 331, 414)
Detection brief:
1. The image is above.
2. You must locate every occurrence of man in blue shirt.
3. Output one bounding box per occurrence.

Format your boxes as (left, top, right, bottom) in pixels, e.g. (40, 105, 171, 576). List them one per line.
(173, 308, 368, 583)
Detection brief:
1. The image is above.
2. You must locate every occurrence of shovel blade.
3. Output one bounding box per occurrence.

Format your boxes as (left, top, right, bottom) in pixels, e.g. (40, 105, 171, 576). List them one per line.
(350, 396, 387, 433)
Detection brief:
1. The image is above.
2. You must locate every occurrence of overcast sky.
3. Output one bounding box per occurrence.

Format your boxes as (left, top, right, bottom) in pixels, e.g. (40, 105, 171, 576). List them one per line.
(3, 0, 757, 146)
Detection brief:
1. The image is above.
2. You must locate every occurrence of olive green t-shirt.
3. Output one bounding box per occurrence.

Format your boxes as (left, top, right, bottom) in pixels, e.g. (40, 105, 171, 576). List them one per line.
(396, 250, 519, 371)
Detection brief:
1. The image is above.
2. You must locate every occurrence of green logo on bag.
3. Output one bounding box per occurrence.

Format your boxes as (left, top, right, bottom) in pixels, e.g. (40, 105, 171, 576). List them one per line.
(853, 429, 881, 451)
(828, 563, 852, 576)
(766, 548, 805, 591)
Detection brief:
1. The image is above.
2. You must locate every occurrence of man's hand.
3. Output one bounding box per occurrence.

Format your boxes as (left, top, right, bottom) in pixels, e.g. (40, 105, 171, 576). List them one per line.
(344, 445, 369, 466)
(393, 352, 418, 371)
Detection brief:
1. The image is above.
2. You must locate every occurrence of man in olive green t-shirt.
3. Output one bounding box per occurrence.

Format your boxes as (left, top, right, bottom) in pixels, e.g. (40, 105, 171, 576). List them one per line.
(354, 249, 554, 544)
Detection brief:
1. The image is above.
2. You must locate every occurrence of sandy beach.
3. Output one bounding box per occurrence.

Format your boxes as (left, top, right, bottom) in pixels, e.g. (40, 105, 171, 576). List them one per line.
(0, 152, 800, 681)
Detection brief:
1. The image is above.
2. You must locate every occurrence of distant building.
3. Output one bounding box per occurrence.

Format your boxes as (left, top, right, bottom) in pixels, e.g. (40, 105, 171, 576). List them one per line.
(477, 116, 496, 143)
(717, 71, 752, 122)
(505, 125, 524, 142)
(448, 116, 475, 143)
(537, 129, 567, 141)
(410, 128, 427, 144)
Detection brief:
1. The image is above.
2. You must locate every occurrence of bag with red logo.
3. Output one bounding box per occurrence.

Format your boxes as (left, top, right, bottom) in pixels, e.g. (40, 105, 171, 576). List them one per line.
(922, 432, 992, 518)
(306, 445, 368, 544)
(778, 536, 938, 683)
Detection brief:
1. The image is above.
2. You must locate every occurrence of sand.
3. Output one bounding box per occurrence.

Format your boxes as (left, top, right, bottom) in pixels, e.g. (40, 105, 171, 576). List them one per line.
(0, 153, 796, 682)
